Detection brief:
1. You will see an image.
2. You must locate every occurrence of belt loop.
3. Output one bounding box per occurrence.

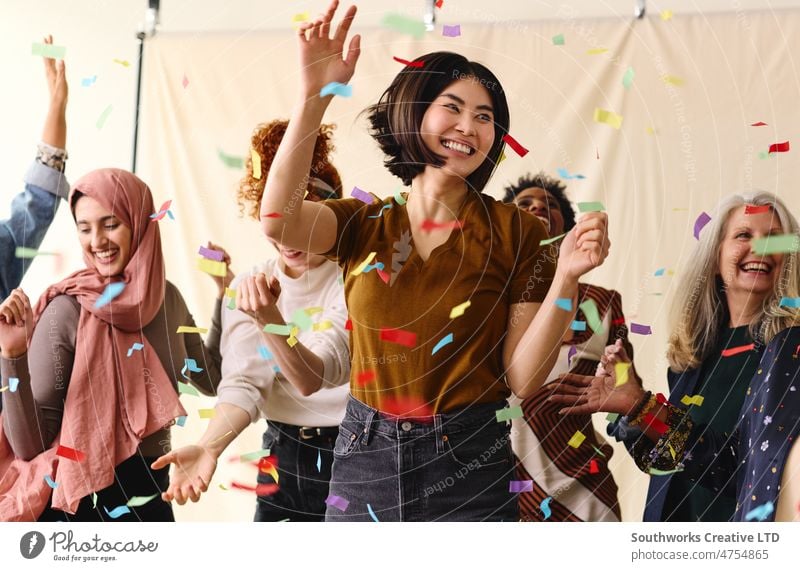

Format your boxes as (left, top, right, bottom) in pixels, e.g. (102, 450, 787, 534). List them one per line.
(434, 413, 445, 454)
(361, 409, 376, 445)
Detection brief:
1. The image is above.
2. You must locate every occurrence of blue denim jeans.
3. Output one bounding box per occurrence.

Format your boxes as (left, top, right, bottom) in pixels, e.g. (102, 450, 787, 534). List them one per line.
(254, 420, 337, 522)
(325, 396, 518, 521)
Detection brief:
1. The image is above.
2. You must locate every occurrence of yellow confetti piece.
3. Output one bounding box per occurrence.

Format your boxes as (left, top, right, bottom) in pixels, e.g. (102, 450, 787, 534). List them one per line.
(662, 75, 684, 86)
(219, 483, 228, 491)
(112, 58, 130, 67)
(304, 306, 323, 316)
(292, 11, 310, 22)
(449, 301, 471, 319)
(312, 320, 333, 331)
(646, 126, 657, 135)
(177, 326, 208, 334)
(198, 408, 216, 419)
(287, 335, 299, 348)
(251, 148, 262, 180)
(680, 394, 705, 406)
(497, 151, 506, 164)
(350, 252, 377, 276)
(668, 443, 676, 460)
(197, 258, 227, 277)
(224, 287, 236, 298)
(614, 362, 631, 387)
(586, 47, 608, 55)
(593, 108, 623, 130)
(660, 10, 673, 21)
(667, 269, 675, 276)
(262, 465, 280, 484)
(567, 430, 586, 448)
(0, 386, 8, 393)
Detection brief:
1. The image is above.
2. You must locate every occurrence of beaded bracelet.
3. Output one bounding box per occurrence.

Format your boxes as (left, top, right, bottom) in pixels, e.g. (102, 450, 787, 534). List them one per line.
(629, 393, 658, 427)
(626, 390, 652, 423)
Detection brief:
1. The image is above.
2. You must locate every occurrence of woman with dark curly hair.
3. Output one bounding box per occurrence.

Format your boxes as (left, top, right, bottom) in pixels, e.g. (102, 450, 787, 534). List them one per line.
(153, 119, 351, 522)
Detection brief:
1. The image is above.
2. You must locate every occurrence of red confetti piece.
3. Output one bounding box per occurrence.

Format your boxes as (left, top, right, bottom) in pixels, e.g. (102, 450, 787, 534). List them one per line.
(255, 483, 279, 496)
(611, 317, 626, 326)
(420, 219, 463, 232)
(257, 455, 278, 472)
(721, 343, 755, 357)
(744, 204, 771, 215)
(435, 0, 443, 7)
(379, 328, 417, 347)
(501, 133, 529, 157)
(655, 393, 668, 405)
(376, 269, 390, 283)
(768, 141, 790, 154)
(589, 459, 599, 474)
(181, 74, 189, 89)
(150, 200, 173, 221)
(230, 481, 257, 492)
(262, 212, 283, 218)
(751, 122, 767, 126)
(381, 396, 434, 419)
(56, 445, 86, 462)
(642, 412, 669, 435)
(345, 318, 353, 331)
(392, 56, 424, 68)
(356, 370, 377, 386)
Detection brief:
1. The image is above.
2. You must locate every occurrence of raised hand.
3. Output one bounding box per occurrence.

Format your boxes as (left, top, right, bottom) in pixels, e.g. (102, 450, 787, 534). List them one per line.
(297, 0, 361, 99)
(237, 272, 283, 328)
(557, 212, 610, 281)
(548, 362, 645, 416)
(42, 35, 67, 107)
(151, 445, 217, 505)
(0, 289, 35, 358)
(204, 241, 234, 297)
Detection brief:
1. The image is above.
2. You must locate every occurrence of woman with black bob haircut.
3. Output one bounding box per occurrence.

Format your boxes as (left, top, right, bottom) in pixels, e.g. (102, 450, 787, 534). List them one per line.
(260, 0, 610, 521)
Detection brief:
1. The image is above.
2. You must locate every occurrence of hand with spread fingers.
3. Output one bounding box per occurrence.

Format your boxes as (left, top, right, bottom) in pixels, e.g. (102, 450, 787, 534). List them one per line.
(151, 445, 217, 505)
(0, 289, 35, 358)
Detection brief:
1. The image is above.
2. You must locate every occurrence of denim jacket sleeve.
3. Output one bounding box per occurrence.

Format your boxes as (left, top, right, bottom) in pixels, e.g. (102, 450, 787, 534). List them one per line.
(0, 161, 69, 299)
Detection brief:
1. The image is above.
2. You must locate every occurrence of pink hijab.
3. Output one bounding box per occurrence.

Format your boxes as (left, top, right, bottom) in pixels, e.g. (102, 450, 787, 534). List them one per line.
(0, 169, 186, 520)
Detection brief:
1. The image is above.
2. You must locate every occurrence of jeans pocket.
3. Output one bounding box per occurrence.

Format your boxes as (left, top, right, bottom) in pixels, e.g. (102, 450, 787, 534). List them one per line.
(332, 425, 361, 458)
(444, 426, 512, 469)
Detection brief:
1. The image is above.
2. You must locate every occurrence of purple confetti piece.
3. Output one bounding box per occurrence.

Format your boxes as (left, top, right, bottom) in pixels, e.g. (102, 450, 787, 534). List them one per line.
(351, 187, 375, 205)
(325, 494, 349, 512)
(693, 211, 711, 240)
(509, 480, 533, 493)
(567, 345, 577, 365)
(630, 323, 652, 335)
(442, 24, 461, 37)
(198, 246, 224, 261)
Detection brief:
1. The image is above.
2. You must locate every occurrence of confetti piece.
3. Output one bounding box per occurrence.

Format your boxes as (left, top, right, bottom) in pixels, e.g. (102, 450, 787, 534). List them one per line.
(367, 204, 393, 218)
(181, 358, 203, 382)
(379, 328, 417, 348)
(622, 66, 635, 89)
(92, 493, 98, 508)
(589, 459, 600, 474)
(239, 449, 272, 462)
(150, 200, 173, 221)
(175, 415, 187, 426)
(381, 13, 427, 38)
(649, 468, 684, 475)
(567, 430, 586, 448)
(555, 298, 573, 311)
(197, 258, 227, 277)
(356, 370, 377, 386)
(345, 319, 353, 331)
(630, 323, 652, 335)
(502, 133, 529, 157)
(432, 333, 454, 355)
(198, 408, 215, 419)
(55, 445, 86, 462)
(745, 501, 774, 521)
(570, 320, 586, 331)
(593, 108, 623, 130)
(95, 282, 125, 308)
(112, 59, 130, 67)
(779, 297, 800, 308)
(587, 47, 608, 55)
(286, 334, 299, 348)
(591, 444, 606, 458)
(126, 342, 144, 357)
(662, 75, 684, 86)
(552, 33, 565, 46)
(312, 320, 333, 331)
(317, 450, 322, 472)
(606, 412, 620, 423)
(126, 494, 158, 507)
(394, 190, 407, 205)
(263, 323, 292, 336)
(181, 74, 189, 89)
(567, 345, 578, 366)
(198, 246, 224, 261)
(351, 252, 377, 276)
(539, 232, 567, 246)
(366, 503, 380, 521)
(14, 246, 55, 258)
(556, 167, 585, 180)
(8, 377, 19, 392)
(420, 219, 463, 232)
(442, 24, 461, 37)
(81, 75, 97, 87)
(751, 121, 767, 126)
(217, 149, 244, 169)
(250, 148, 262, 180)
(497, 151, 506, 164)
(751, 234, 800, 255)
(262, 212, 282, 218)
(256, 483, 280, 496)
(376, 269, 391, 283)
(177, 382, 199, 396)
(721, 343, 755, 357)
(320, 82, 352, 98)
(577, 202, 605, 213)
(436, 0, 443, 7)
(642, 413, 669, 434)
(291, 307, 313, 331)
(681, 394, 705, 406)
(693, 211, 711, 240)
(768, 141, 790, 154)
(612, 317, 626, 326)
(579, 299, 604, 334)
(654, 268, 665, 276)
(44, 475, 58, 488)
(449, 300, 471, 318)
(176, 326, 208, 334)
(31, 42, 66, 59)
(292, 11, 310, 22)
(325, 494, 350, 511)
(509, 480, 533, 493)
(744, 204, 771, 215)
(496, 406, 523, 422)
(392, 56, 425, 68)
(104, 505, 131, 519)
(350, 187, 375, 205)
(96, 105, 113, 129)
(614, 363, 631, 387)
(758, 151, 770, 160)
(540, 497, 552, 520)
(660, 10, 673, 21)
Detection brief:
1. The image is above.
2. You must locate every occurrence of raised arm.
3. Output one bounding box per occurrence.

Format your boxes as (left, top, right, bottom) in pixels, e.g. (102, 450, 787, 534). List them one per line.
(260, 0, 360, 254)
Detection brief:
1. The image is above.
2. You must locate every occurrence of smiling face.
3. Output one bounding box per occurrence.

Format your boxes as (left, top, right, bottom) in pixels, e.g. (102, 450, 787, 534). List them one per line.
(419, 78, 496, 182)
(74, 195, 132, 278)
(718, 206, 785, 303)
(512, 187, 566, 237)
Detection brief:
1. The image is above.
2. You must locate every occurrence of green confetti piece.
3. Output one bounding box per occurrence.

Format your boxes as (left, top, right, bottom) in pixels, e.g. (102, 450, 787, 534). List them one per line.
(552, 33, 565, 46)
(539, 231, 568, 246)
(15, 247, 56, 258)
(751, 234, 800, 255)
(32, 42, 66, 59)
(649, 468, 684, 476)
(577, 201, 605, 213)
(591, 444, 606, 458)
(381, 13, 427, 38)
(126, 494, 159, 507)
(177, 381, 199, 396)
(96, 104, 113, 129)
(496, 406, 523, 422)
(239, 448, 272, 462)
(758, 151, 771, 160)
(291, 308, 313, 331)
(263, 323, 292, 336)
(579, 299, 604, 334)
(606, 412, 620, 423)
(622, 66, 635, 89)
(217, 148, 245, 169)
(92, 492, 98, 508)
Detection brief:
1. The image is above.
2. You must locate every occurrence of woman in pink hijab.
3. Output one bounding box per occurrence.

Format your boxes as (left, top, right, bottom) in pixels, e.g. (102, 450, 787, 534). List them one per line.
(0, 169, 222, 521)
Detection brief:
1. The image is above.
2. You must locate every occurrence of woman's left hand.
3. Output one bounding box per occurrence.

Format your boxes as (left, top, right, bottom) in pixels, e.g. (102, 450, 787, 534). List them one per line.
(557, 212, 610, 280)
(0, 289, 35, 358)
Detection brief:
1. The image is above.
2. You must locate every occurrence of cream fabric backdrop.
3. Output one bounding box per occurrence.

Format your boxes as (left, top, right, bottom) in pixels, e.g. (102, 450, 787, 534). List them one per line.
(137, 8, 800, 521)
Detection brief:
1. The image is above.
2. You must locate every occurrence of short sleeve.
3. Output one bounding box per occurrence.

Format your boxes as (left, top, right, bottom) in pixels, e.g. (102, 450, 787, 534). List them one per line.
(320, 197, 376, 267)
(508, 211, 556, 304)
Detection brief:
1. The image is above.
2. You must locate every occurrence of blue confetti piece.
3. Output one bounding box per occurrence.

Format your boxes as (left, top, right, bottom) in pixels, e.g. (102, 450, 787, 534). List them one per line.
(166, 210, 175, 220)
(540, 496, 553, 520)
(362, 262, 385, 273)
(81, 75, 97, 87)
(175, 415, 187, 427)
(779, 297, 800, 308)
(367, 503, 380, 522)
(44, 475, 59, 488)
(654, 268, 665, 276)
(316, 450, 322, 473)
(9, 377, 20, 392)
(104, 505, 131, 519)
(94, 282, 125, 308)
(181, 358, 203, 381)
(555, 298, 573, 311)
(257, 345, 273, 360)
(126, 342, 144, 357)
(570, 320, 587, 331)
(431, 333, 454, 355)
(320, 82, 352, 98)
(272, 364, 281, 374)
(744, 501, 774, 521)
(367, 204, 393, 218)
(556, 167, 585, 180)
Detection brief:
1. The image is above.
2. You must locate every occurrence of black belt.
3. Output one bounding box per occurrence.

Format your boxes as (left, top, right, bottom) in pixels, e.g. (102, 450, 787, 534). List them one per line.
(268, 421, 340, 440)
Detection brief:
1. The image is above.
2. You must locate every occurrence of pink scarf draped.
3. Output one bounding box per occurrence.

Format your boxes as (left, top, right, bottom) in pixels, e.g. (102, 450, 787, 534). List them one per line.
(0, 169, 186, 520)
